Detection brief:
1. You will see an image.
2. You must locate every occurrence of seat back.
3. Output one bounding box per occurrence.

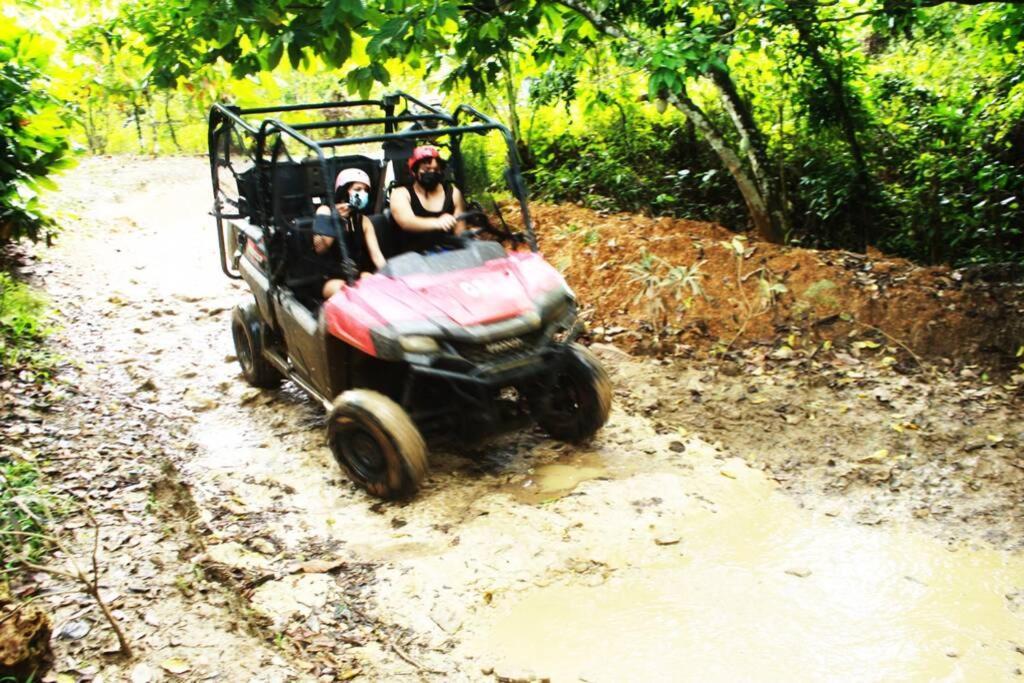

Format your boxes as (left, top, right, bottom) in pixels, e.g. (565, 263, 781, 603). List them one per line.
(236, 154, 385, 226)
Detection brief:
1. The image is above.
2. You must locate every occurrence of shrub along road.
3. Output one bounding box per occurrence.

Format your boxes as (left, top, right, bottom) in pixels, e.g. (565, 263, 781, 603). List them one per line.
(2, 155, 1022, 681)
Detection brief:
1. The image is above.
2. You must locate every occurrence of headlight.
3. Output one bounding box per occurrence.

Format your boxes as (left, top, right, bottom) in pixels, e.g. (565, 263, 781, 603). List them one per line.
(399, 335, 440, 354)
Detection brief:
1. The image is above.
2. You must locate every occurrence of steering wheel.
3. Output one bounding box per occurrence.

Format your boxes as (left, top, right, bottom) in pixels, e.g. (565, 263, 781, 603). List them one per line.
(456, 208, 524, 244)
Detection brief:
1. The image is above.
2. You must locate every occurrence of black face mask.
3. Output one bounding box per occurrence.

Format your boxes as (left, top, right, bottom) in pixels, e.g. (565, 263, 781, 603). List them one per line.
(418, 170, 443, 191)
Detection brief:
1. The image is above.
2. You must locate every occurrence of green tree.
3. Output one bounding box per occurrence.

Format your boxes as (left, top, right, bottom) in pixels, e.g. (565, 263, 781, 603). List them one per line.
(0, 19, 74, 243)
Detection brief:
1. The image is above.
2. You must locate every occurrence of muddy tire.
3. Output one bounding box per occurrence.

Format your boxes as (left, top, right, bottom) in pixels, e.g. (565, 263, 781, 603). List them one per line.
(231, 303, 282, 389)
(328, 390, 428, 500)
(531, 343, 612, 443)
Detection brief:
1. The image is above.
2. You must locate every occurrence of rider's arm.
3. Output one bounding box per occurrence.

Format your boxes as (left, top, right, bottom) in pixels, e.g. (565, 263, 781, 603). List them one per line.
(361, 215, 387, 271)
(390, 187, 453, 232)
(313, 205, 336, 254)
(453, 185, 468, 235)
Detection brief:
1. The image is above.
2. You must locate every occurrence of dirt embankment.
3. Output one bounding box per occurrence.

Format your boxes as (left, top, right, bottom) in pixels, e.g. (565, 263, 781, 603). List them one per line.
(528, 205, 1024, 366)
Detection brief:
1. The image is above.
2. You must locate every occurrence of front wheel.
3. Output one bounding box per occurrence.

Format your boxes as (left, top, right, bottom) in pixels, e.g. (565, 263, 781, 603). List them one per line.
(327, 390, 428, 500)
(530, 343, 612, 442)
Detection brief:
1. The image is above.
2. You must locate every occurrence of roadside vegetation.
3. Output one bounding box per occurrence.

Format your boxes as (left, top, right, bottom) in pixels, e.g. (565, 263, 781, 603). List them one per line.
(4, 1, 1022, 269)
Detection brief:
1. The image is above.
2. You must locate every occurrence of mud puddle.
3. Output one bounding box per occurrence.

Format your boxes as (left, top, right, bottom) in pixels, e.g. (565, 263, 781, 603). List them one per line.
(470, 451, 1024, 682)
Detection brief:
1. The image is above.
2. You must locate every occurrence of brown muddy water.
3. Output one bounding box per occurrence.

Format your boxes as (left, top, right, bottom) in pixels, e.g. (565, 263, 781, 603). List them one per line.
(37, 156, 1024, 681)
(472, 448, 1024, 681)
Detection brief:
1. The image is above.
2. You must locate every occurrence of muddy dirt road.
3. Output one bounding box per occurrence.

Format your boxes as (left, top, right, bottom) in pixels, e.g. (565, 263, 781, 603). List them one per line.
(9, 156, 1024, 681)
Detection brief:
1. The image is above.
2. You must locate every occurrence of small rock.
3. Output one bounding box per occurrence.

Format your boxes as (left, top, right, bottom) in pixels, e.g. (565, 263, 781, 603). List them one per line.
(855, 510, 885, 526)
(240, 388, 262, 405)
(224, 354, 238, 363)
(130, 663, 155, 683)
(770, 346, 795, 360)
(668, 440, 686, 453)
(785, 568, 812, 578)
(57, 619, 90, 640)
(429, 604, 463, 634)
(249, 537, 277, 555)
(654, 535, 681, 546)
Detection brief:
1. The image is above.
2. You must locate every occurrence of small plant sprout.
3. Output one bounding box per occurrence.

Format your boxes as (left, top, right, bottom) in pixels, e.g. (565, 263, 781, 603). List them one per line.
(624, 250, 706, 334)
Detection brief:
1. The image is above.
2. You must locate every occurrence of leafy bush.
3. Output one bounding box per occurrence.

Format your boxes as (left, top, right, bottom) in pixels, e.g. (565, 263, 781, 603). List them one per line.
(524, 101, 746, 226)
(0, 273, 55, 375)
(0, 20, 75, 244)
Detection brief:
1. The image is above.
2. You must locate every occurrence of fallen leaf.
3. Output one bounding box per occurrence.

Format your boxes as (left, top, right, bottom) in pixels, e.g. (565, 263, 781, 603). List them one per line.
(161, 658, 192, 675)
(297, 558, 345, 574)
(858, 448, 889, 463)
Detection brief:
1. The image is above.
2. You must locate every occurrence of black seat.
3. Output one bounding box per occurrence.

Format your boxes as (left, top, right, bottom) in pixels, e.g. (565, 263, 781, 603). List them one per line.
(237, 155, 386, 227)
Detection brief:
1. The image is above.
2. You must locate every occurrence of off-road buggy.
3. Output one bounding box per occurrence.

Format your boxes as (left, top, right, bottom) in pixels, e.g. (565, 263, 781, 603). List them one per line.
(208, 92, 611, 499)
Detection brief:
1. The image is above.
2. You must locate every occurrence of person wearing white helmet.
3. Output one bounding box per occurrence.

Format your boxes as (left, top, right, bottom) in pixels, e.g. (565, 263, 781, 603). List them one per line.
(313, 167, 386, 298)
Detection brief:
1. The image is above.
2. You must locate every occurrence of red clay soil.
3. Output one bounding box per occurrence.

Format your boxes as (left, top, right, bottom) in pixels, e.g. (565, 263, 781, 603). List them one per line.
(525, 204, 1024, 366)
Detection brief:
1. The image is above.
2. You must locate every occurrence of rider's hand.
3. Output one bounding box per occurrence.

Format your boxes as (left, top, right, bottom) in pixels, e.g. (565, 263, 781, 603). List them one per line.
(435, 214, 458, 232)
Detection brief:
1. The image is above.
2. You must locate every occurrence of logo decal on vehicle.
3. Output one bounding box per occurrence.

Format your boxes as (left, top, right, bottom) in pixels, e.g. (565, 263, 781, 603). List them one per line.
(485, 337, 525, 354)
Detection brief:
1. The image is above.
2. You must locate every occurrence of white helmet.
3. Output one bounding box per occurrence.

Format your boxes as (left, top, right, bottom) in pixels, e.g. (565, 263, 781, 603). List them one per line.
(334, 168, 371, 191)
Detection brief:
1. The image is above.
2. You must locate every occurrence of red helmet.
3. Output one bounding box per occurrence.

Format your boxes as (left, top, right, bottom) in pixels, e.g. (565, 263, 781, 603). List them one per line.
(408, 145, 443, 172)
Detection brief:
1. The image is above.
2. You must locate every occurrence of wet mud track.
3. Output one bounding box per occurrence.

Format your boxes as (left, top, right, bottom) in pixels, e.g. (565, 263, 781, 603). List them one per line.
(26, 156, 1024, 680)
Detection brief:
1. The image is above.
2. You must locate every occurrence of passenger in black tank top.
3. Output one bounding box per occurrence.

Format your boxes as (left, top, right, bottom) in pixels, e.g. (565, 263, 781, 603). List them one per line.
(389, 145, 468, 252)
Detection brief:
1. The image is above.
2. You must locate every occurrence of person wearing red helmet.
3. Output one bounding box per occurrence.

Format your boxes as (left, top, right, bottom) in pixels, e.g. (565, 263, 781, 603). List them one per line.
(389, 145, 467, 251)
(313, 167, 387, 298)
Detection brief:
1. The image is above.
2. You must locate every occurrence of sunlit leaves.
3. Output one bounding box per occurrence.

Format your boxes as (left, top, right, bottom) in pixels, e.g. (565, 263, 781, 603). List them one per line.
(0, 18, 74, 243)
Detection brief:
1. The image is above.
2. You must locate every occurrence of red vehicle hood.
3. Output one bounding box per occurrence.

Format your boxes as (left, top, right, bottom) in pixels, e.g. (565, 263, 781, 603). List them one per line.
(323, 252, 568, 355)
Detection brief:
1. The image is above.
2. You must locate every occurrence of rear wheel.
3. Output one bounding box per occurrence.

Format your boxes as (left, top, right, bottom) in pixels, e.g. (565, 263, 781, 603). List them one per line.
(328, 390, 428, 500)
(231, 303, 282, 388)
(531, 343, 612, 442)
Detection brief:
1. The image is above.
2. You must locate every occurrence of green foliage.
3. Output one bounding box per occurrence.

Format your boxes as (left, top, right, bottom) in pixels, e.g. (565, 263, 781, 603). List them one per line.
(13, 0, 1024, 268)
(1, 459, 59, 569)
(525, 98, 744, 223)
(0, 273, 55, 376)
(0, 19, 75, 243)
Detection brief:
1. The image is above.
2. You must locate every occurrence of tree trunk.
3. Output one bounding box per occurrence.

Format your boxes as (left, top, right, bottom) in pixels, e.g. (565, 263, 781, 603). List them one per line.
(709, 67, 791, 241)
(787, 6, 874, 248)
(667, 91, 781, 243)
(164, 92, 182, 152)
(499, 51, 522, 145)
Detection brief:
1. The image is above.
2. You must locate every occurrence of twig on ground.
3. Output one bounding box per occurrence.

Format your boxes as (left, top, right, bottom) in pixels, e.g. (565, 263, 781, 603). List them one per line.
(388, 639, 447, 676)
(5, 497, 133, 657)
(853, 319, 924, 366)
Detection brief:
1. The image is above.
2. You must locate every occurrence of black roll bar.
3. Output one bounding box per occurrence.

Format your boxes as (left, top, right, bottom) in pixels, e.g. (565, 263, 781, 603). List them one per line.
(208, 92, 540, 285)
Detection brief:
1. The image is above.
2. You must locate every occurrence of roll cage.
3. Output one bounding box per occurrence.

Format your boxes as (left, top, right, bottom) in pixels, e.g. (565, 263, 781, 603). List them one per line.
(208, 92, 538, 288)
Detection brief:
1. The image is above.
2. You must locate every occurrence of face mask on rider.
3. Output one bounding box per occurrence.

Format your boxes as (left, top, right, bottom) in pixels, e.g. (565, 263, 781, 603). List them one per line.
(348, 189, 369, 210)
(417, 170, 443, 191)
